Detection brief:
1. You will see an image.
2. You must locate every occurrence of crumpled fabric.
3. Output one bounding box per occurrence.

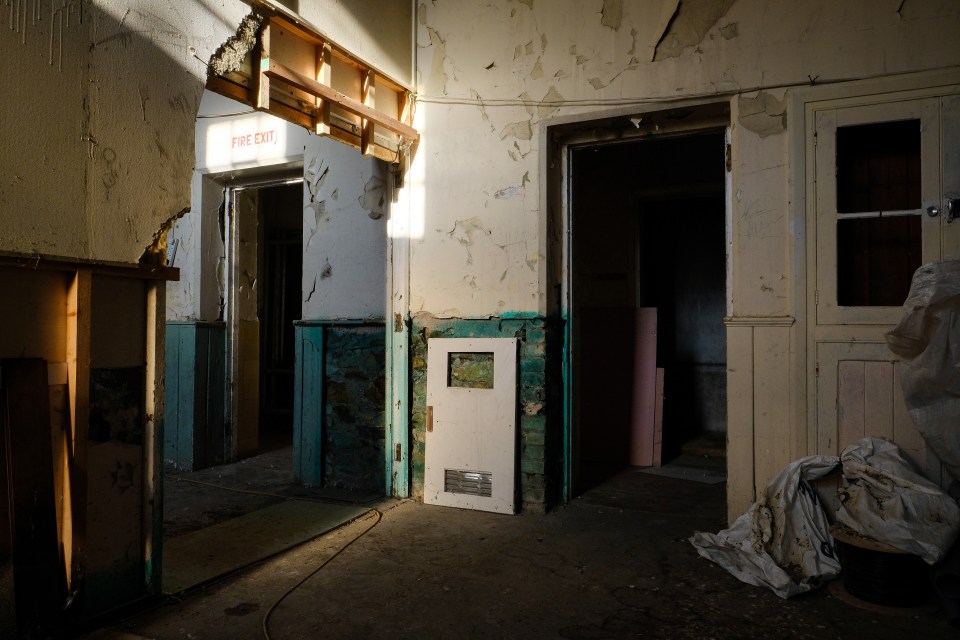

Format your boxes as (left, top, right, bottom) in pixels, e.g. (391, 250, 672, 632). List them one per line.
(690, 455, 842, 599)
(837, 437, 960, 564)
(886, 260, 960, 484)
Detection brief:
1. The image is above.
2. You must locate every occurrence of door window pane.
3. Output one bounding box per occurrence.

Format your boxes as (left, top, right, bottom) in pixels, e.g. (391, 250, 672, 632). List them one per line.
(836, 120, 921, 213)
(835, 118, 922, 307)
(837, 215, 920, 306)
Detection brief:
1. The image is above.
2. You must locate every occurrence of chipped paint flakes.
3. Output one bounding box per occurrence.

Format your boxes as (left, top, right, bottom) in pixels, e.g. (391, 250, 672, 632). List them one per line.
(738, 92, 787, 137)
(359, 176, 387, 219)
(538, 86, 564, 119)
(654, 0, 737, 61)
(500, 120, 533, 141)
(601, 0, 623, 30)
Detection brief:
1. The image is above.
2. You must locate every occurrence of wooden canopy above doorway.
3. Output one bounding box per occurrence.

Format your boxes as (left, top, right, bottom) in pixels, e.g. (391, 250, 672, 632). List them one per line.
(207, 11, 418, 167)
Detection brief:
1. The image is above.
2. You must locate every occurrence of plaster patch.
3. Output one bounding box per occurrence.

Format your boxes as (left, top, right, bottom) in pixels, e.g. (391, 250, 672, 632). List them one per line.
(720, 22, 739, 39)
(654, 0, 737, 61)
(530, 58, 544, 79)
(208, 13, 262, 77)
(494, 185, 524, 200)
(538, 86, 564, 119)
(359, 176, 387, 219)
(738, 92, 787, 138)
(601, 0, 624, 30)
(500, 120, 533, 141)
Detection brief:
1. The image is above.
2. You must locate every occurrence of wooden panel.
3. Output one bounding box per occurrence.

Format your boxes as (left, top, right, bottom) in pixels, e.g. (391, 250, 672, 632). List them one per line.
(293, 324, 325, 485)
(629, 308, 658, 466)
(66, 270, 91, 592)
(0, 269, 68, 361)
(892, 361, 927, 471)
(753, 327, 792, 497)
(725, 325, 754, 522)
(863, 360, 894, 441)
(837, 360, 865, 449)
(91, 276, 146, 368)
(1, 359, 64, 631)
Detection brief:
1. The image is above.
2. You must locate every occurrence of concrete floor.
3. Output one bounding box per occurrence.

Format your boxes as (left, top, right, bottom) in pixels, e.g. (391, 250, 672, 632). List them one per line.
(82, 454, 959, 640)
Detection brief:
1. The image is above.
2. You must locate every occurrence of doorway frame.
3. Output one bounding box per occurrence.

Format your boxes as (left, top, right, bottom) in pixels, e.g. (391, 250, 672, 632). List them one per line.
(543, 101, 732, 503)
(218, 169, 304, 462)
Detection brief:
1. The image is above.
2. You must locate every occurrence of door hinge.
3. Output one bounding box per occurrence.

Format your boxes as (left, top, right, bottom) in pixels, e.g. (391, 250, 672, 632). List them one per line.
(426, 405, 433, 432)
(725, 142, 732, 172)
(395, 444, 402, 462)
(815, 289, 819, 304)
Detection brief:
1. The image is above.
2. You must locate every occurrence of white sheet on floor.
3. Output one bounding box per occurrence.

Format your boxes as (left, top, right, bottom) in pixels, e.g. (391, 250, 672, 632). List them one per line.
(689, 455, 842, 599)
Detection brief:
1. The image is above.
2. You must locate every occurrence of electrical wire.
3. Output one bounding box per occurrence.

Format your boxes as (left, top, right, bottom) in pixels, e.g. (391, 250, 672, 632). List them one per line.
(164, 473, 389, 639)
(261, 508, 383, 640)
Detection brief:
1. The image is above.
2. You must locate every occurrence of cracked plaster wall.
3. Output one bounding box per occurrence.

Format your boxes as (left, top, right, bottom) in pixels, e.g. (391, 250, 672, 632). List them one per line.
(0, 0, 248, 263)
(411, 0, 960, 319)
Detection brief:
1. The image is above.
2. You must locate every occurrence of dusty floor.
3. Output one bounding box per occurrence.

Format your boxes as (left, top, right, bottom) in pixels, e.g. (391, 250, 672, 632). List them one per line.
(83, 452, 958, 640)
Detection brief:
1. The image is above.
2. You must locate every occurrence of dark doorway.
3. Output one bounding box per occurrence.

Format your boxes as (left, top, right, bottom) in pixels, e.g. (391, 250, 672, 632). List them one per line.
(571, 130, 727, 495)
(257, 183, 303, 452)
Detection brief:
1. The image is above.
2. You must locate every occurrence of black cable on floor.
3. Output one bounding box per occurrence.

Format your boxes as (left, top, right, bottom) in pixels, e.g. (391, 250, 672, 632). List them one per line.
(261, 508, 383, 640)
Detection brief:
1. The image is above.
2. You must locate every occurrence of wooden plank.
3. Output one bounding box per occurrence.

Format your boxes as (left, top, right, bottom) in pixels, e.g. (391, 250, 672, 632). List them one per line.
(314, 42, 332, 135)
(863, 360, 893, 441)
(726, 325, 754, 522)
(293, 324, 325, 485)
(253, 22, 270, 110)
(753, 326, 791, 498)
(629, 308, 657, 466)
(2, 359, 65, 630)
(837, 360, 865, 451)
(265, 59, 419, 141)
(0, 253, 178, 281)
(360, 70, 376, 156)
(269, 15, 409, 93)
(66, 270, 91, 591)
(144, 283, 164, 594)
(892, 361, 928, 472)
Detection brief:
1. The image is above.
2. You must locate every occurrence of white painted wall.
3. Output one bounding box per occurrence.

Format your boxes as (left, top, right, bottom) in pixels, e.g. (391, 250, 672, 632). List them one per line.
(301, 137, 388, 320)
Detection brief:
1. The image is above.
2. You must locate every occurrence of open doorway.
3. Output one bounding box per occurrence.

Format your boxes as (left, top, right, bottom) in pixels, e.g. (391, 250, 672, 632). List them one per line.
(225, 178, 304, 460)
(257, 183, 303, 453)
(570, 128, 728, 496)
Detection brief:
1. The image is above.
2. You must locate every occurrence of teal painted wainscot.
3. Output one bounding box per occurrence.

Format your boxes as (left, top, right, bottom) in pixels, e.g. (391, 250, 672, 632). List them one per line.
(410, 314, 563, 513)
(164, 322, 226, 471)
(294, 321, 385, 492)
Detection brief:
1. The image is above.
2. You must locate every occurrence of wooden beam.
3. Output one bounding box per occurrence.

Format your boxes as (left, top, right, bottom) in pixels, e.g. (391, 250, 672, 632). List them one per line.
(314, 42, 332, 135)
(360, 70, 376, 156)
(252, 22, 271, 110)
(66, 270, 91, 591)
(264, 59, 419, 141)
(0, 253, 179, 281)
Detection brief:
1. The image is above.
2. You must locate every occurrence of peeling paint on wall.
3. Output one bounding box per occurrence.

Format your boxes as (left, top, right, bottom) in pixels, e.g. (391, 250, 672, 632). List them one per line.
(359, 176, 387, 219)
(500, 119, 533, 140)
(601, 0, 624, 30)
(654, 0, 737, 60)
(738, 92, 787, 138)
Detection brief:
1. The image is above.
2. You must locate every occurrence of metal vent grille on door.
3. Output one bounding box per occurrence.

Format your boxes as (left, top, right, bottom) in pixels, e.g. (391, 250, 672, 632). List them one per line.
(444, 469, 492, 497)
